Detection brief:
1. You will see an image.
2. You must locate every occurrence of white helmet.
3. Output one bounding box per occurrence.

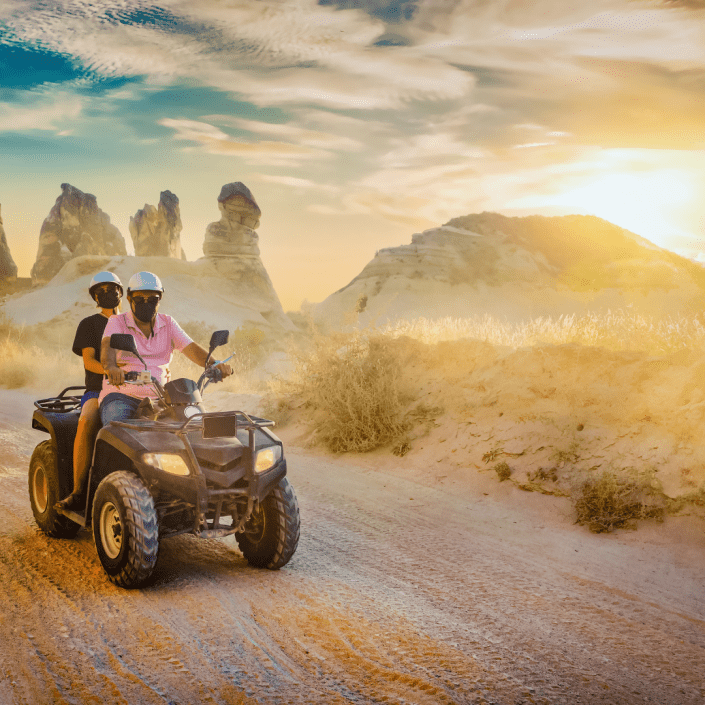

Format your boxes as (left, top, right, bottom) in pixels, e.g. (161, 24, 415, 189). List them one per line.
(88, 271, 123, 299)
(127, 271, 164, 295)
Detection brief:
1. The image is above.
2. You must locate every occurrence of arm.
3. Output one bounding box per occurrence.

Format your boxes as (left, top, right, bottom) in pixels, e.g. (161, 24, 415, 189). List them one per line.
(100, 337, 124, 386)
(81, 348, 105, 376)
(182, 342, 232, 377)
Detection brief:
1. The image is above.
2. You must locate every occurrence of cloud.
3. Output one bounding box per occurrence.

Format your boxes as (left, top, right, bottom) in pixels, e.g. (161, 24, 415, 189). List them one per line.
(202, 114, 365, 151)
(252, 174, 339, 194)
(0, 85, 84, 133)
(2, 0, 705, 245)
(158, 117, 334, 165)
(0, 0, 470, 108)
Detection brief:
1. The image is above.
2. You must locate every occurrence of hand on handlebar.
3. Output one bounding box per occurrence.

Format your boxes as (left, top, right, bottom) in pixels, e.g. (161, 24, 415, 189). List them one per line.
(204, 362, 232, 384)
(215, 361, 232, 379)
(105, 365, 124, 386)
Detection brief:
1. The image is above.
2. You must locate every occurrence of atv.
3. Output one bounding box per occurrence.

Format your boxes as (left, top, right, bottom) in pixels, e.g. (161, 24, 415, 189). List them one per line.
(28, 329, 300, 588)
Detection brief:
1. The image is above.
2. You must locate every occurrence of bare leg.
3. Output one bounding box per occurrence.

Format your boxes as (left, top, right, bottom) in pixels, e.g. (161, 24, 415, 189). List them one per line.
(73, 397, 100, 496)
(57, 398, 101, 511)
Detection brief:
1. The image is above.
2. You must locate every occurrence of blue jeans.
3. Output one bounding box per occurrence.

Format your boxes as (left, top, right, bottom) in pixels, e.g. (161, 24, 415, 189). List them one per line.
(100, 393, 142, 426)
(80, 390, 100, 408)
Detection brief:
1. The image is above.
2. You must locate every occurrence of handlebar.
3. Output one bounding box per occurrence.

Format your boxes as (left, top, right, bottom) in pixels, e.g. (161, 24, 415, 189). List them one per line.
(123, 370, 153, 384)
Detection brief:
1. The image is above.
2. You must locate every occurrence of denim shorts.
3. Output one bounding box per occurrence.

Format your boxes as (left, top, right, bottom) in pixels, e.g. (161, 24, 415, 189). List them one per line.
(80, 390, 101, 408)
(100, 392, 142, 426)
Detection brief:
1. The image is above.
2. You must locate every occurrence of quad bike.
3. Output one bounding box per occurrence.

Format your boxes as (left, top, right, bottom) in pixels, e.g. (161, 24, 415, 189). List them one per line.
(28, 329, 300, 588)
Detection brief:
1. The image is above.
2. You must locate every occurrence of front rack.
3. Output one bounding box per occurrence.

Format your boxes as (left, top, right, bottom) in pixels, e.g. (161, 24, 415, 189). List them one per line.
(34, 386, 86, 413)
(111, 409, 277, 538)
(110, 409, 274, 435)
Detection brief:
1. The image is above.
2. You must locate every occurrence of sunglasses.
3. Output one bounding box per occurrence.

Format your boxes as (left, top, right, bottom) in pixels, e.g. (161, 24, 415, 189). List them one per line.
(96, 284, 121, 294)
(131, 295, 161, 305)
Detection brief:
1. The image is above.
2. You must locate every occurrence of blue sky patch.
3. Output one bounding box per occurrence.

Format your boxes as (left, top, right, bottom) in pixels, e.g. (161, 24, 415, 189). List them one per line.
(0, 41, 139, 95)
(318, 0, 417, 23)
(0, 43, 83, 89)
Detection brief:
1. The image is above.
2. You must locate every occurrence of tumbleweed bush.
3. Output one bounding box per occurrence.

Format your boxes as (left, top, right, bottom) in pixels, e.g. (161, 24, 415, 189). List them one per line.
(267, 330, 411, 452)
(572, 470, 664, 533)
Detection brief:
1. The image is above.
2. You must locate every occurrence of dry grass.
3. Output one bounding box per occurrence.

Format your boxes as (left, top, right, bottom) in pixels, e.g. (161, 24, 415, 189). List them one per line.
(0, 310, 82, 391)
(493, 461, 513, 482)
(171, 321, 270, 394)
(572, 470, 665, 533)
(264, 330, 411, 452)
(379, 310, 705, 355)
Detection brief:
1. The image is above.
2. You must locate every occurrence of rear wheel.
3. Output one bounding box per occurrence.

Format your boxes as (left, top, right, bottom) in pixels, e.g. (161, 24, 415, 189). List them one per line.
(28, 440, 80, 538)
(236, 477, 300, 569)
(92, 471, 159, 588)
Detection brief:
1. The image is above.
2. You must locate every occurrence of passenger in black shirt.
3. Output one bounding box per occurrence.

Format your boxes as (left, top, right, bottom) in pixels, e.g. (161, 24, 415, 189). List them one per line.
(55, 271, 123, 512)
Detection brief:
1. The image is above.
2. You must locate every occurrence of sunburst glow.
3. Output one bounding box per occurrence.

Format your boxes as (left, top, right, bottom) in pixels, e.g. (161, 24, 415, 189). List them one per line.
(546, 170, 695, 246)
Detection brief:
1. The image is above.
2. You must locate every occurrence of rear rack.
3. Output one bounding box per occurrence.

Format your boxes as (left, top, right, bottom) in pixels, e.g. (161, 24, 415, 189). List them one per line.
(34, 386, 86, 413)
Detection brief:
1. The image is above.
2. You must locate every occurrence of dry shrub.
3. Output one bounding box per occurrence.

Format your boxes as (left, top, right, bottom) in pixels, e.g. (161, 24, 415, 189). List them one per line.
(173, 322, 270, 393)
(494, 461, 512, 482)
(0, 313, 83, 391)
(268, 330, 411, 452)
(572, 470, 664, 533)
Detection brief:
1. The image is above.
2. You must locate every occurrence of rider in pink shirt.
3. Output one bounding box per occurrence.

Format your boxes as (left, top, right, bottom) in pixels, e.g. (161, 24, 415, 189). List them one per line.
(99, 271, 232, 425)
(99, 308, 193, 403)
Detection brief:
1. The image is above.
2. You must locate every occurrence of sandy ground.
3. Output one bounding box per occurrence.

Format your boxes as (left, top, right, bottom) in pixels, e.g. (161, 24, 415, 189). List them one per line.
(1, 388, 704, 704)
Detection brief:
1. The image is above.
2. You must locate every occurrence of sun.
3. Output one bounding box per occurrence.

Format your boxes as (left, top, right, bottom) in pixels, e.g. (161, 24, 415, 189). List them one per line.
(545, 170, 695, 246)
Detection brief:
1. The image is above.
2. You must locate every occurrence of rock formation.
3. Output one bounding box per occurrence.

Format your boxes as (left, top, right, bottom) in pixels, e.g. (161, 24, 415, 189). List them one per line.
(0, 204, 18, 281)
(314, 212, 705, 327)
(30, 183, 127, 285)
(202, 182, 261, 258)
(129, 190, 185, 259)
(199, 182, 292, 331)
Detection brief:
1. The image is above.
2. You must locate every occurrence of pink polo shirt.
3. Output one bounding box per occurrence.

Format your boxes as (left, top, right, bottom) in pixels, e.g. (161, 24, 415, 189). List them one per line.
(99, 310, 193, 402)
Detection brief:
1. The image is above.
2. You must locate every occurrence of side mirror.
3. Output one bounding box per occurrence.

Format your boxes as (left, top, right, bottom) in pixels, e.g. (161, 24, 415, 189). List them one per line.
(110, 333, 148, 370)
(209, 330, 229, 350)
(110, 333, 139, 355)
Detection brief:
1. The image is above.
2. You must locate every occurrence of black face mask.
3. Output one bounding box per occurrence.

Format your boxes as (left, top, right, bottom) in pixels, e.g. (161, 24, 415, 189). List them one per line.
(132, 297, 159, 323)
(95, 290, 121, 309)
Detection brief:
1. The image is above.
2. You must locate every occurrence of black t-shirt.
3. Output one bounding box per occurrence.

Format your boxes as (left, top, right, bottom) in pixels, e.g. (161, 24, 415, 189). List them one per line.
(72, 313, 110, 392)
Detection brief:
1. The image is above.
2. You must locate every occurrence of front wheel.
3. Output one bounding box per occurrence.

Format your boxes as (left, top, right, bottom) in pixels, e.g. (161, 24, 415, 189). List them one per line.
(92, 471, 159, 588)
(28, 440, 80, 538)
(236, 477, 300, 569)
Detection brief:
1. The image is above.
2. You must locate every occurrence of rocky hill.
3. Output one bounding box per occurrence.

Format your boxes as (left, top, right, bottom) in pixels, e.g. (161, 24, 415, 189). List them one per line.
(314, 213, 705, 327)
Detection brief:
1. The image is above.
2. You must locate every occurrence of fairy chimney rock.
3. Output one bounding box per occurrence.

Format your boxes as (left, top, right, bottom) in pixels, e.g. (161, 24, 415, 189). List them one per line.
(30, 183, 127, 285)
(129, 190, 185, 259)
(0, 205, 18, 281)
(202, 182, 262, 258)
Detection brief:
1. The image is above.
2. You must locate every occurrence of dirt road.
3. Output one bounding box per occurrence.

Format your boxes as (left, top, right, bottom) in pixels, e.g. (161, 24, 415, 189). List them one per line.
(0, 389, 704, 704)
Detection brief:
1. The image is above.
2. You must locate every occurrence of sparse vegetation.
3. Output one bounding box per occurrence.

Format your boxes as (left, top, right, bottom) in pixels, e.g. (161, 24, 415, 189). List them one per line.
(264, 329, 412, 452)
(572, 470, 665, 533)
(527, 467, 558, 483)
(0, 310, 82, 390)
(173, 322, 270, 393)
(551, 444, 580, 467)
(482, 447, 503, 463)
(379, 310, 705, 355)
(493, 461, 512, 482)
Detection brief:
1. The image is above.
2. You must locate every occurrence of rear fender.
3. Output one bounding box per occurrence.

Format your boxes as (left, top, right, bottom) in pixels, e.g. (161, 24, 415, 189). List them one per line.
(31, 409, 78, 500)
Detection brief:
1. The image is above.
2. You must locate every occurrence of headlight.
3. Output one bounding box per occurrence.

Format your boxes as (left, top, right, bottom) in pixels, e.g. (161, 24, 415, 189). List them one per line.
(254, 446, 282, 473)
(142, 453, 191, 476)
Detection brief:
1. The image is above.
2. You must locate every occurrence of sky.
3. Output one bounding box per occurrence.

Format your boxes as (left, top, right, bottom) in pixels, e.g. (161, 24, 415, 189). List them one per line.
(1, 0, 705, 311)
